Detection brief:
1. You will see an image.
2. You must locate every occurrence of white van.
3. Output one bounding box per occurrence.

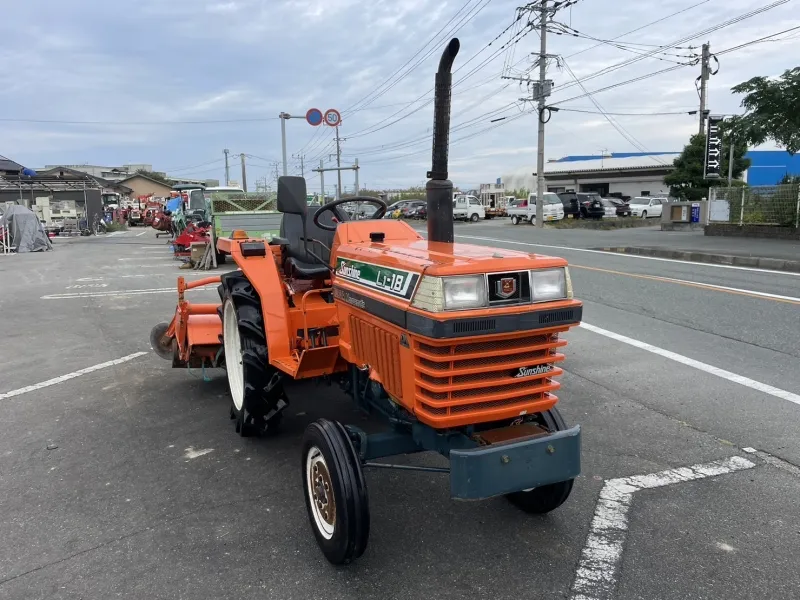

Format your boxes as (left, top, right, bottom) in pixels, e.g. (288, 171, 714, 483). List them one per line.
(507, 192, 564, 224)
(452, 195, 485, 222)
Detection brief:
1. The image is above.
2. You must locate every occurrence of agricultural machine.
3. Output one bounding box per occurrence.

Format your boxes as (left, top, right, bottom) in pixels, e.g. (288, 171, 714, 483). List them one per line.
(151, 39, 583, 564)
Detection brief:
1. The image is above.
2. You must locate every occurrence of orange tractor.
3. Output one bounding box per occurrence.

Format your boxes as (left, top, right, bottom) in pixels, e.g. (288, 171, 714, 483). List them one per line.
(151, 39, 583, 564)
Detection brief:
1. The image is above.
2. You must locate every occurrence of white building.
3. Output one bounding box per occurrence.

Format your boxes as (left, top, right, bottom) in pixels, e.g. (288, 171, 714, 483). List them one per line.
(502, 153, 679, 199)
(43, 163, 153, 181)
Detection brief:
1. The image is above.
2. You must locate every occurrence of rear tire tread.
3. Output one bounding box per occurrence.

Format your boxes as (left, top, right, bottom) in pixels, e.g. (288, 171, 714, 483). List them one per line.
(219, 271, 287, 436)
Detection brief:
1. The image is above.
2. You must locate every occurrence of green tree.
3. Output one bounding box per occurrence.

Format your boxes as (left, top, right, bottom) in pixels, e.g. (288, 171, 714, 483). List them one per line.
(664, 133, 749, 201)
(136, 169, 171, 184)
(724, 67, 800, 155)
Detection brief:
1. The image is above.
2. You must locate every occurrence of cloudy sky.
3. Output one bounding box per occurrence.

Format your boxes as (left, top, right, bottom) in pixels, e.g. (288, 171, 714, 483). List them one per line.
(1, 0, 798, 192)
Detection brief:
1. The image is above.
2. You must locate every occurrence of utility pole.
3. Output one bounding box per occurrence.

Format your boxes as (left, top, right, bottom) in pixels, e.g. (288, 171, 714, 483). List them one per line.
(535, 0, 548, 229)
(334, 126, 343, 200)
(698, 42, 710, 135)
(313, 159, 359, 204)
(503, 1, 553, 228)
(293, 153, 305, 177)
(223, 148, 230, 185)
(239, 153, 247, 192)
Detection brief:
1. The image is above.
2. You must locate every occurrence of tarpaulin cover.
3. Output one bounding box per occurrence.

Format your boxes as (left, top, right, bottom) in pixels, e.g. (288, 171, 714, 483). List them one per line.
(0, 204, 53, 252)
(166, 198, 182, 213)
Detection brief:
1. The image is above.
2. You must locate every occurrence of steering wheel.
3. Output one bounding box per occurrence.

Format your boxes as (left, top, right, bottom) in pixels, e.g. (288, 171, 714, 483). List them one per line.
(312, 196, 389, 232)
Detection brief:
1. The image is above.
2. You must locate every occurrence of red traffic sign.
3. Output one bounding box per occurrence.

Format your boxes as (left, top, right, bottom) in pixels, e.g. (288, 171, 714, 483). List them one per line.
(306, 108, 323, 126)
(324, 108, 341, 127)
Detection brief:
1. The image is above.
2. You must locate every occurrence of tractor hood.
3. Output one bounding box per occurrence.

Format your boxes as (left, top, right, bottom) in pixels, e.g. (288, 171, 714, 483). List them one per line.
(333, 220, 566, 278)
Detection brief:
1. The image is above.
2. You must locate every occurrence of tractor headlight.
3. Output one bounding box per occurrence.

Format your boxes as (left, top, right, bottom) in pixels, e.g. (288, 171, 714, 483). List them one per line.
(530, 267, 571, 301)
(411, 275, 487, 312)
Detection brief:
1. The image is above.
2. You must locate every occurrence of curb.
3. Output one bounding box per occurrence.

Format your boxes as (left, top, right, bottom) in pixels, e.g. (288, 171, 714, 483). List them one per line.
(594, 247, 800, 273)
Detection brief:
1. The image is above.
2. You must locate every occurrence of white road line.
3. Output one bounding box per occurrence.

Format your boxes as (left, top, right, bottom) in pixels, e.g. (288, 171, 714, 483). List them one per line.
(453, 234, 800, 277)
(581, 322, 800, 407)
(570, 456, 755, 600)
(0, 352, 148, 400)
(652, 276, 800, 302)
(742, 447, 800, 478)
(184, 446, 214, 459)
(136, 230, 148, 237)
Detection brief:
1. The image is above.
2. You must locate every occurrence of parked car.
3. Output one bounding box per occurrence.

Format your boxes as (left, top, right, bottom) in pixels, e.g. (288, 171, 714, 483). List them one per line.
(401, 200, 426, 218)
(600, 198, 618, 219)
(406, 203, 427, 219)
(353, 204, 378, 220)
(557, 192, 605, 219)
(606, 198, 632, 217)
(453, 195, 485, 222)
(629, 196, 666, 218)
(507, 192, 564, 224)
(383, 200, 412, 219)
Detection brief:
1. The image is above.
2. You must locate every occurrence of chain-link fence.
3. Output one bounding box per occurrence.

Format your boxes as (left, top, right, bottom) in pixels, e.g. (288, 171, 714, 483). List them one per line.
(208, 193, 276, 213)
(709, 185, 800, 228)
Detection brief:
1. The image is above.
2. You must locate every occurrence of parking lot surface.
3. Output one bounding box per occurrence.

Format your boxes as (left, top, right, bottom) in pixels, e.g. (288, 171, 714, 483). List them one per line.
(0, 223, 798, 600)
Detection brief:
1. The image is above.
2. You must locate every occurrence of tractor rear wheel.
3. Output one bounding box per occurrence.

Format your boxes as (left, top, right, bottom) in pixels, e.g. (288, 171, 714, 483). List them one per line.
(506, 407, 574, 514)
(301, 419, 370, 565)
(219, 272, 286, 437)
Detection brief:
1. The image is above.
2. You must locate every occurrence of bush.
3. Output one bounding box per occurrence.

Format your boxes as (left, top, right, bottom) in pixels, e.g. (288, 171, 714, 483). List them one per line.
(105, 222, 128, 232)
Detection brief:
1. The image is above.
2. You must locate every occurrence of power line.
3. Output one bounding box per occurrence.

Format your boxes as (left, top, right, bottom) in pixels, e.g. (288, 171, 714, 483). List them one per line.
(0, 116, 279, 125)
(555, 107, 696, 116)
(163, 157, 226, 173)
(559, 58, 667, 165)
(550, 17, 800, 107)
(552, 0, 790, 98)
(564, 0, 712, 59)
(342, 13, 532, 140)
(343, 0, 493, 115)
(716, 24, 800, 55)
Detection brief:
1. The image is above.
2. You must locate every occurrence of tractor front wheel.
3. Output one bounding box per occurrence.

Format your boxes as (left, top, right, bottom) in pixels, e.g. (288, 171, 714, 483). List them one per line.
(302, 419, 370, 565)
(220, 273, 286, 437)
(506, 407, 574, 514)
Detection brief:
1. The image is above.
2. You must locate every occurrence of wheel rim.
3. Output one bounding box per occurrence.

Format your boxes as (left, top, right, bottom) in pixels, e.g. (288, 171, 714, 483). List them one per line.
(306, 446, 336, 539)
(223, 300, 244, 411)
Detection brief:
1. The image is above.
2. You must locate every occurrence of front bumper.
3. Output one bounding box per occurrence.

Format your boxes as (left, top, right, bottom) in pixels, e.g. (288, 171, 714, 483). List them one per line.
(449, 425, 581, 500)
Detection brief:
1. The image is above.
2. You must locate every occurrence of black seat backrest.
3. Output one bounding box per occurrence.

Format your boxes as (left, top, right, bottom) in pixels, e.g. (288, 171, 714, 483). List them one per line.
(276, 176, 339, 266)
(279, 212, 337, 265)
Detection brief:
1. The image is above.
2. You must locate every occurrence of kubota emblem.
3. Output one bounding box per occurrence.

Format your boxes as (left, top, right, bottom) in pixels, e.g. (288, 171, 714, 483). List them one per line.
(495, 276, 517, 299)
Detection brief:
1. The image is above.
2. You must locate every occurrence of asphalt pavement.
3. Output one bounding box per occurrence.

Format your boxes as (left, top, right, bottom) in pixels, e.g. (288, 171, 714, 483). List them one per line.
(0, 222, 798, 600)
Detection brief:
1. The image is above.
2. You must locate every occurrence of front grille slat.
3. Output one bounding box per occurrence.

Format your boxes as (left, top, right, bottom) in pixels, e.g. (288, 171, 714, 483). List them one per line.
(415, 334, 566, 362)
(412, 330, 571, 424)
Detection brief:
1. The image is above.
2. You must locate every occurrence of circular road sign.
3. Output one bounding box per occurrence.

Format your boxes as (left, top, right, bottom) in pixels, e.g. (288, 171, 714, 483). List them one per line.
(306, 108, 323, 126)
(324, 109, 341, 127)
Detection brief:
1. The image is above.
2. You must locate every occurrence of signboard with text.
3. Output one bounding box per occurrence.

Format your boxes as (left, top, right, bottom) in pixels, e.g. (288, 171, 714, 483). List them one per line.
(704, 115, 724, 179)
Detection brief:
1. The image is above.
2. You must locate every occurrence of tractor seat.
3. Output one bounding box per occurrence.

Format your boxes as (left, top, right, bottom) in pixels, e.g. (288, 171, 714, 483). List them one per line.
(285, 257, 330, 279)
(278, 201, 340, 280)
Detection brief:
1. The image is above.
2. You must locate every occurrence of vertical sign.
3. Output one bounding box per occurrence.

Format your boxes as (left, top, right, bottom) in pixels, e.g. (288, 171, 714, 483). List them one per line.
(704, 115, 723, 179)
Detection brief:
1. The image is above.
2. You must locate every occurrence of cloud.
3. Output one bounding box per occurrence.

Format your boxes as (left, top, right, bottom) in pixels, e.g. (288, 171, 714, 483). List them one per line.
(206, 1, 240, 13)
(0, 0, 798, 188)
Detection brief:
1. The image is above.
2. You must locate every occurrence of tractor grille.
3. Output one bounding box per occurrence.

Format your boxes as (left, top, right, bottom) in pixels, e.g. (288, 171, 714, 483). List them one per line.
(350, 315, 403, 397)
(413, 329, 570, 426)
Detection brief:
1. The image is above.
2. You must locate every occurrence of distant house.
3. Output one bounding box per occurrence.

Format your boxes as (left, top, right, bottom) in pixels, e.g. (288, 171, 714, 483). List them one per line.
(503, 152, 679, 199)
(117, 173, 174, 198)
(0, 154, 24, 177)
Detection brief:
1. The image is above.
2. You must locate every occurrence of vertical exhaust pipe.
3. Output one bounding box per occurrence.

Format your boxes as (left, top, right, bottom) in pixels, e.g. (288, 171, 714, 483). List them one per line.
(426, 38, 460, 244)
